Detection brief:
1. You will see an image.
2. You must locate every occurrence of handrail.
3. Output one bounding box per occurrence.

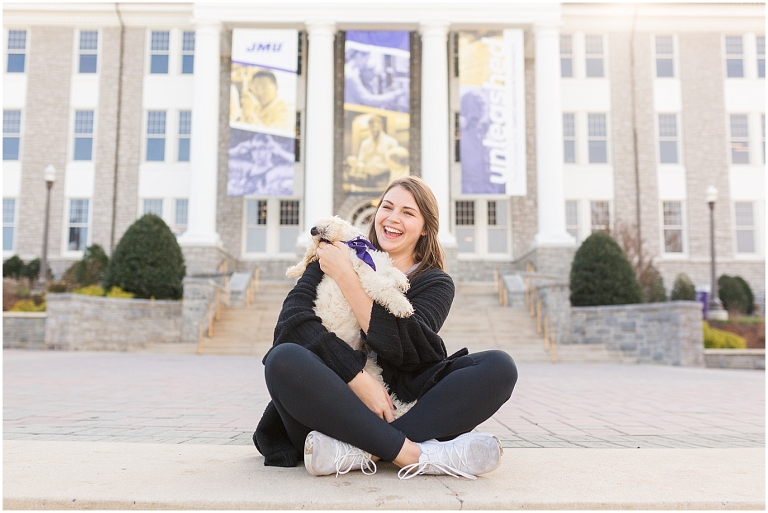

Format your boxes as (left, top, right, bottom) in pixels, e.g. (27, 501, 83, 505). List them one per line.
(526, 275, 557, 363)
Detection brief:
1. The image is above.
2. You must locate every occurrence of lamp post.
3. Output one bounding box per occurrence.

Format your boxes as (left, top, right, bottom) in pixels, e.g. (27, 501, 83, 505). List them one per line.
(706, 185, 726, 320)
(38, 165, 56, 290)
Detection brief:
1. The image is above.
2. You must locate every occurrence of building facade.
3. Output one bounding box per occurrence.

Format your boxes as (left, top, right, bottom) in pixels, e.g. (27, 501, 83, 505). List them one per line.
(3, 2, 764, 307)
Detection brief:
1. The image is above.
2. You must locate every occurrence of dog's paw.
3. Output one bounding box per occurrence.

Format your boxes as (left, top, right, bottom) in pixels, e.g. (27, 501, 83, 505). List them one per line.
(386, 295, 414, 318)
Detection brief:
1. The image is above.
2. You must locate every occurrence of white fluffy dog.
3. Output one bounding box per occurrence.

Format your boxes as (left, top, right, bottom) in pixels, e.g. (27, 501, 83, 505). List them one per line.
(286, 216, 416, 418)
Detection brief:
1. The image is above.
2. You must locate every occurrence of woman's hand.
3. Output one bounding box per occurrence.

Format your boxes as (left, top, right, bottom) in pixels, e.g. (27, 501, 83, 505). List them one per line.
(348, 370, 396, 423)
(316, 241, 355, 283)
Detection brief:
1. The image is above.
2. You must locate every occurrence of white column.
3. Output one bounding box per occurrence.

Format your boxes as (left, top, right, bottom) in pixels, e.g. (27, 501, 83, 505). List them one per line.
(300, 21, 336, 243)
(178, 21, 221, 247)
(534, 23, 575, 246)
(420, 22, 456, 246)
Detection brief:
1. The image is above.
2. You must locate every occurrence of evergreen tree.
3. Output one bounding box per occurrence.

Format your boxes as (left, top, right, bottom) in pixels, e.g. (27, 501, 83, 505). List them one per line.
(104, 214, 186, 300)
(670, 273, 696, 301)
(569, 231, 643, 306)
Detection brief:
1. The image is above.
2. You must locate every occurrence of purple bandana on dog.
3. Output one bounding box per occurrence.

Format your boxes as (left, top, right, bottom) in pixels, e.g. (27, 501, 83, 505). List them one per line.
(343, 236, 377, 271)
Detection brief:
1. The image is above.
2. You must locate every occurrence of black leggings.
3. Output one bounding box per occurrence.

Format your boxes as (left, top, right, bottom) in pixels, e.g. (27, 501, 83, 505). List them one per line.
(264, 344, 518, 462)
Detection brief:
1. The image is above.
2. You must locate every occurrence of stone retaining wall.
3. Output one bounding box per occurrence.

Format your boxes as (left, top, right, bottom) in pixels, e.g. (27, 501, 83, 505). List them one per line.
(3, 312, 46, 349)
(569, 302, 705, 366)
(45, 294, 182, 351)
(704, 349, 765, 370)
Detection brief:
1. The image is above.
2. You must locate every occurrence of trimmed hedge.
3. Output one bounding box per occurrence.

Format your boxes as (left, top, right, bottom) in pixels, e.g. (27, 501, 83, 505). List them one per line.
(569, 231, 643, 307)
(703, 321, 747, 349)
(670, 273, 696, 301)
(718, 275, 755, 315)
(104, 214, 186, 300)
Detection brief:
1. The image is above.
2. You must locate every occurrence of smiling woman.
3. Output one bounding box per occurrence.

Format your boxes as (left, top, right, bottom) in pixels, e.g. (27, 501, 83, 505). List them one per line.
(255, 175, 518, 480)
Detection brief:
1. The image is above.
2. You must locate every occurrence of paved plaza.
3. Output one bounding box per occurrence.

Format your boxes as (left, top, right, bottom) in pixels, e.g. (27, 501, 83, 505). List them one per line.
(2, 350, 765, 449)
(2, 281, 765, 509)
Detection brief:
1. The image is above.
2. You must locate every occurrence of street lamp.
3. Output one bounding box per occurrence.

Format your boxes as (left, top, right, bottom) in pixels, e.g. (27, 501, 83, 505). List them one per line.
(706, 185, 727, 320)
(38, 165, 56, 290)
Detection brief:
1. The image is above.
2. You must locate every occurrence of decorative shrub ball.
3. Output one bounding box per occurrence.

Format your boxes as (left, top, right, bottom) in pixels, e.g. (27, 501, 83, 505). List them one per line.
(569, 231, 643, 307)
(670, 273, 696, 301)
(104, 214, 186, 300)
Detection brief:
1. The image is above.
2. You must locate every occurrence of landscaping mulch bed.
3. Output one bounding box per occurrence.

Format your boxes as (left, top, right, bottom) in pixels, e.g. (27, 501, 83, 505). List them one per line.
(709, 320, 766, 349)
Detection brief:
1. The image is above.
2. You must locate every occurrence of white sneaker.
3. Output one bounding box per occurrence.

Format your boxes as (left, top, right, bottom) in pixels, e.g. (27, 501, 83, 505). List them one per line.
(304, 430, 377, 477)
(398, 433, 503, 480)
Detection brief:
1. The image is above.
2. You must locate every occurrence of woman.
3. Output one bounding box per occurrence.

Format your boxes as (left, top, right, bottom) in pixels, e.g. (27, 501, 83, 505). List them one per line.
(255, 176, 517, 479)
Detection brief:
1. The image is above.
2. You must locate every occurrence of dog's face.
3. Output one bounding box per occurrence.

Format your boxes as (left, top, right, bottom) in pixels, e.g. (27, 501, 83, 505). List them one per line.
(309, 216, 363, 244)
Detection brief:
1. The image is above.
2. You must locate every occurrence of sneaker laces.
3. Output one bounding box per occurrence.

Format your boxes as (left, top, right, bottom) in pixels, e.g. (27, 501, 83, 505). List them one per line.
(397, 442, 477, 480)
(334, 443, 377, 477)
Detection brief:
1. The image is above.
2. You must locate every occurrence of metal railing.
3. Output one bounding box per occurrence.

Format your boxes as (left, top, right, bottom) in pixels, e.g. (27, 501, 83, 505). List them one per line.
(196, 264, 260, 354)
(524, 274, 557, 363)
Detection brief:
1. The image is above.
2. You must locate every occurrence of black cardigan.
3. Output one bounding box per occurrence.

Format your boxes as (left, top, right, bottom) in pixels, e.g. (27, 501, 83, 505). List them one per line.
(253, 261, 465, 467)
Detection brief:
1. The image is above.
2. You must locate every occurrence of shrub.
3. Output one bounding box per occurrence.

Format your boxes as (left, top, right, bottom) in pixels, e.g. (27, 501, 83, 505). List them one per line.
(569, 231, 643, 307)
(718, 275, 754, 315)
(703, 321, 747, 349)
(3, 255, 25, 279)
(10, 299, 46, 312)
(64, 244, 109, 288)
(639, 264, 667, 303)
(104, 214, 186, 300)
(105, 286, 135, 299)
(670, 273, 696, 301)
(73, 285, 106, 296)
(21, 258, 41, 282)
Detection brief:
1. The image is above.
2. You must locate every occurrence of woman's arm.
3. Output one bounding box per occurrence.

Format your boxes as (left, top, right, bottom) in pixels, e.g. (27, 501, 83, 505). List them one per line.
(270, 261, 366, 383)
(364, 270, 454, 371)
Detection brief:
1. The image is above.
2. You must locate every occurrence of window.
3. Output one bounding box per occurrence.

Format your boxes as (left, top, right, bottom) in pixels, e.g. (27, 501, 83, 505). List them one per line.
(3, 110, 21, 161)
(734, 202, 755, 253)
(68, 199, 89, 251)
(585, 35, 604, 78)
(150, 31, 170, 74)
(563, 113, 576, 163)
(658, 114, 679, 164)
(78, 30, 98, 73)
(587, 113, 608, 163)
(181, 31, 195, 74)
(245, 199, 267, 252)
(6, 30, 26, 73)
(662, 201, 683, 253)
(3, 198, 16, 251)
(730, 114, 750, 164)
(590, 201, 610, 233)
(455, 200, 475, 253)
(146, 111, 166, 161)
(73, 110, 94, 161)
(725, 35, 744, 78)
(757, 36, 765, 78)
(279, 200, 300, 253)
(565, 201, 579, 241)
(487, 200, 508, 253)
(143, 198, 163, 216)
(560, 34, 573, 78)
(178, 111, 191, 162)
(655, 35, 674, 78)
(174, 199, 188, 236)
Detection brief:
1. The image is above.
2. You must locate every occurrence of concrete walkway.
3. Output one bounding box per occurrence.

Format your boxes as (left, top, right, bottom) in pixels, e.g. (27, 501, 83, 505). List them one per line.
(3, 282, 765, 509)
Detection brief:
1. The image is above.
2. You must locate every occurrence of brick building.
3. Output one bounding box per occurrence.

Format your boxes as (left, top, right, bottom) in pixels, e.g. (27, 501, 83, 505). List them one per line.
(2, 1, 764, 308)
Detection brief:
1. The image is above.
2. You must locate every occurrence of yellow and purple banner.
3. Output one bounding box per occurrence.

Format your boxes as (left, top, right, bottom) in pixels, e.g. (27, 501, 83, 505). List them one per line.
(459, 30, 526, 195)
(228, 29, 297, 196)
(343, 31, 410, 194)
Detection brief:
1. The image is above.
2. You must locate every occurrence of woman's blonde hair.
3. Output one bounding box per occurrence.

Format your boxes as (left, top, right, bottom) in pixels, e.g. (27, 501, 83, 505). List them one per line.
(367, 176, 445, 279)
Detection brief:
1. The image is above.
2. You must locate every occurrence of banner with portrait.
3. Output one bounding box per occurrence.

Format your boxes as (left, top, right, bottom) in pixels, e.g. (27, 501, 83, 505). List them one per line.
(342, 31, 410, 194)
(459, 30, 526, 196)
(228, 29, 298, 196)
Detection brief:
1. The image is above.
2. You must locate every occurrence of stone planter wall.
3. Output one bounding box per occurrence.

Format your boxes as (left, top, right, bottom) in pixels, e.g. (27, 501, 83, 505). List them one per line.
(569, 302, 705, 366)
(45, 294, 182, 351)
(3, 312, 46, 349)
(704, 349, 765, 370)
